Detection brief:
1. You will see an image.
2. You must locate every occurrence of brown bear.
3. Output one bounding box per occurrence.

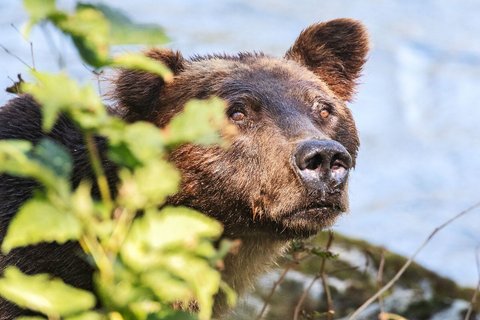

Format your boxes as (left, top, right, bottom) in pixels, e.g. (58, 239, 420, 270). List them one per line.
(0, 18, 369, 319)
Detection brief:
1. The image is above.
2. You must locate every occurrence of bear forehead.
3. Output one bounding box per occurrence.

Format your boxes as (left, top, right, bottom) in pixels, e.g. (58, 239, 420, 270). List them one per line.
(183, 55, 334, 96)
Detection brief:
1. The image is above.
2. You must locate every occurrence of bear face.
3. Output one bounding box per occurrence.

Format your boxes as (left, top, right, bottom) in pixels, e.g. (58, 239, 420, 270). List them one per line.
(115, 19, 369, 240)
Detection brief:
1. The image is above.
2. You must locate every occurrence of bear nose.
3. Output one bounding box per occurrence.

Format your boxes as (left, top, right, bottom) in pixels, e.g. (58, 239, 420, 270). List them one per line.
(294, 140, 352, 186)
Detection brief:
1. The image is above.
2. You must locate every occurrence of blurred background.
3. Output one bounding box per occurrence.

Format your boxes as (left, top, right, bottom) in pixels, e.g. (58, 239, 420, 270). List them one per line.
(0, 0, 479, 290)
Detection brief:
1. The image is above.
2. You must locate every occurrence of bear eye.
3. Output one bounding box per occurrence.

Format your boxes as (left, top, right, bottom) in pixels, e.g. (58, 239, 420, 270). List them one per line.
(230, 111, 246, 122)
(312, 101, 333, 120)
(320, 109, 330, 119)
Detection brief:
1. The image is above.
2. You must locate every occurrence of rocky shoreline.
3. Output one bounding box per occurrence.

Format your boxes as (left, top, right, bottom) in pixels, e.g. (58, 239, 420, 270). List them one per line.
(232, 232, 478, 320)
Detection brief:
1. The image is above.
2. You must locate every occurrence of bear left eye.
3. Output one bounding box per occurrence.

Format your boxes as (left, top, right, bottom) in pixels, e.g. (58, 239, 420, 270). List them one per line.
(230, 111, 246, 122)
(320, 109, 330, 118)
(313, 101, 333, 120)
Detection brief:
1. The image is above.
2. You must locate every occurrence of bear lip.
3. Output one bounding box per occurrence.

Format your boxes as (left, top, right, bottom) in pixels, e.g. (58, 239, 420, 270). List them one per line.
(284, 203, 343, 222)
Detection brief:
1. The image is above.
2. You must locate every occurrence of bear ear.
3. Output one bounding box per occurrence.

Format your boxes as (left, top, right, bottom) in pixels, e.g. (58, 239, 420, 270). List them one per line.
(114, 48, 185, 121)
(285, 18, 369, 102)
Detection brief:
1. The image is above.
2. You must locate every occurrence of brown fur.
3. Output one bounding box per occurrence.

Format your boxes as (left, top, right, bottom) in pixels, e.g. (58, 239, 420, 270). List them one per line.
(0, 19, 369, 319)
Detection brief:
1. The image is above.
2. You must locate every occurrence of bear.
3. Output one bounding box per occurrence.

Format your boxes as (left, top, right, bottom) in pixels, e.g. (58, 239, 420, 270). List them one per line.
(0, 18, 369, 319)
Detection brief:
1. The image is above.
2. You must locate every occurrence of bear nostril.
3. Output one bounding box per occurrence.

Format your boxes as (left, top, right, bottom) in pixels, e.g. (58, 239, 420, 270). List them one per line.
(305, 153, 323, 171)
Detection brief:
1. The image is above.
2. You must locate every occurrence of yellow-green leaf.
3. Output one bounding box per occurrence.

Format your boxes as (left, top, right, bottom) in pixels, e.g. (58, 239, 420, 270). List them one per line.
(0, 267, 95, 317)
(0, 140, 65, 193)
(117, 160, 180, 210)
(121, 207, 223, 271)
(78, 3, 169, 46)
(56, 6, 110, 67)
(164, 97, 228, 146)
(112, 53, 173, 81)
(23, 0, 58, 35)
(2, 199, 81, 253)
(21, 71, 106, 131)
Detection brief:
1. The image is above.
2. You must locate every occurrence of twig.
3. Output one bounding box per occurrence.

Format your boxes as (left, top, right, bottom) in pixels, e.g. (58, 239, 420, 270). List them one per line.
(10, 23, 35, 70)
(0, 44, 33, 70)
(293, 232, 334, 320)
(348, 201, 480, 320)
(255, 264, 293, 320)
(320, 272, 334, 319)
(464, 245, 480, 320)
(378, 313, 408, 320)
(376, 249, 386, 315)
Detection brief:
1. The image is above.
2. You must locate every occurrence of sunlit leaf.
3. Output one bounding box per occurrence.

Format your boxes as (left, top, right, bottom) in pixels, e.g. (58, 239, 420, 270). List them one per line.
(2, 199, 81, 253)
(164, 98, 228, 146)
(141, 270, 192, 303)
(112, 53, 173, 81)
(21, 71, 106, 131)
(22, 0, 58, 34)
(162, 253, 220, 320)
(78, 3, 169, 45)
(0, 140, 65, 193)
(56, 6, 110, 67)
(0, 267, 95, 316)
(106, 121, 165, 167)
(23, 0, 56, 21)
(121, 207, 223, 271)
(65, 311, 105, 320)
(118, 160, 180, 210)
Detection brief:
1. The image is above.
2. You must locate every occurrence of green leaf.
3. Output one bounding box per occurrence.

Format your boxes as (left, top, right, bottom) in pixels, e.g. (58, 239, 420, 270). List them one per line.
(66, 311, 105, 320)
(23, 0, 58, 34)
(23, 0, 56, 21)
(78, 3, 169, 45)
(21, 71, 106, 131)
(56, 6, 110, 67)
(164, 98, 228, 146)
(118, 160, 180, 210)
(106, 121, 166, 167)
(2, 199, 81, 253)
(0, 140, 66, 193)
(121, 207, 223, 271)
(31, 138, 72, 179)
(112, 53, 173, 81)
(141, 270, 192, 304)
(162, 253, 220, 320)
(0, 267, 95, 317)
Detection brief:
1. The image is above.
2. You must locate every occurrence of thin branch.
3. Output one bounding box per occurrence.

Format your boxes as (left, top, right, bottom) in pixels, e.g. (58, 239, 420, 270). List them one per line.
(464, 245, 480, 320)
(10, 23, 35, 70)
(320, 272, 334, 319)
(348, 201, 480, 320)
(293, 232, 334, 320)
(255, 264, 293, 320)
(0, 44, 33, 70)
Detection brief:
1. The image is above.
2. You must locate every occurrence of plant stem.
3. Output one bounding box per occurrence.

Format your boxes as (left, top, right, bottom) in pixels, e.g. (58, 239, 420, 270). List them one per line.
(84, 132, 112, 214)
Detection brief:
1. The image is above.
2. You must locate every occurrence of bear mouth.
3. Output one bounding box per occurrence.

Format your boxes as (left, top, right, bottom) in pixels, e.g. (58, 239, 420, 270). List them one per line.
(285, 204, 343, 222)
(276, 203, 345, 238)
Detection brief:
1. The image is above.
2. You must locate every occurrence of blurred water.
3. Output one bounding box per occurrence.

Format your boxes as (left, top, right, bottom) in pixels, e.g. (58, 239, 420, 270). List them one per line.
(1, 0, 479, 286)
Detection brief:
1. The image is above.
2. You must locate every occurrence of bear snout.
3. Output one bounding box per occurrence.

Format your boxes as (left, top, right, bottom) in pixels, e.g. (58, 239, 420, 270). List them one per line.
(293, 139, 352, 190)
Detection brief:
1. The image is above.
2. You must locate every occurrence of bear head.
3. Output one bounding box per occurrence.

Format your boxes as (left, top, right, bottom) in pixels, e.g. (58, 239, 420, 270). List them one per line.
(114, 18, 369, 240)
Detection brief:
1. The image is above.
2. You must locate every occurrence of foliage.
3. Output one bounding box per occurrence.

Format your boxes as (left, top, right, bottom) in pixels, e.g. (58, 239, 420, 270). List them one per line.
(0, 1, 235, 319)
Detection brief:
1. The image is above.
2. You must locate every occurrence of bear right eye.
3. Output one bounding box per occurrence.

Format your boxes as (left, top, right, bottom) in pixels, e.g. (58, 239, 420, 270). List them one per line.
(230, 111, 246, 123)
